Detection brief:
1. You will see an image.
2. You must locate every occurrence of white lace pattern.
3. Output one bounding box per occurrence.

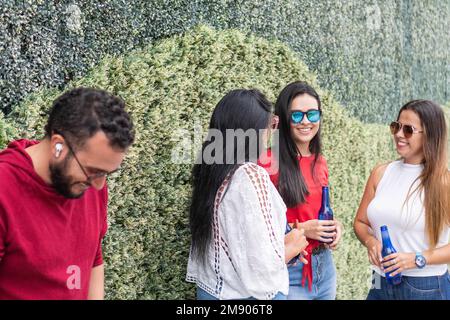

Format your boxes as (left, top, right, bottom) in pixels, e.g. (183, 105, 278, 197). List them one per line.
(186, 162, 288, 300)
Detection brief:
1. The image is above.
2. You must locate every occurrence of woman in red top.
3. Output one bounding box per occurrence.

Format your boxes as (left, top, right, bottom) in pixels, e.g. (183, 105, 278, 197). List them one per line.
(259, 81, 343, 300)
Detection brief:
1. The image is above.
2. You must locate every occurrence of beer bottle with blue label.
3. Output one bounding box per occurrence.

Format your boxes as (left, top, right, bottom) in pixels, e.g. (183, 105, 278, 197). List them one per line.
(318, 186, 334, 242)
(380, 225, 402, 285)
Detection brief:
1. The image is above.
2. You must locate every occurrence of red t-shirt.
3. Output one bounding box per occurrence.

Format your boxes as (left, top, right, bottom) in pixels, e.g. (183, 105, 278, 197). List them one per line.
(258, 149, 328, 290)
(0, 139, 108, 300)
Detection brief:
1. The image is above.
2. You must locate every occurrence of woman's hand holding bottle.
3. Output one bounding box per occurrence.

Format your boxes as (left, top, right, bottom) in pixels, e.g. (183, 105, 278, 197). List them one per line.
(285, 220, 309, 265)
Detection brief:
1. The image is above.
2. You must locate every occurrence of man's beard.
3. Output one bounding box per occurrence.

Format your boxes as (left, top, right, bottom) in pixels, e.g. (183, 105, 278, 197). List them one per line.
(49, 155, 89, 199)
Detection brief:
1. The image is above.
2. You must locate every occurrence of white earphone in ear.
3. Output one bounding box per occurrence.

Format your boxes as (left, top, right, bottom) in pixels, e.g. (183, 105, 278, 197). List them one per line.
(55, 143, 63, 158)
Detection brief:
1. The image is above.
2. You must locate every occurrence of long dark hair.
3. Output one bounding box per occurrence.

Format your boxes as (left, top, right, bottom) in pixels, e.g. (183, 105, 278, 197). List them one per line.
(189, 89, 272, 263)
(274, 81, 322, 207)
(398, 100, 449, 248)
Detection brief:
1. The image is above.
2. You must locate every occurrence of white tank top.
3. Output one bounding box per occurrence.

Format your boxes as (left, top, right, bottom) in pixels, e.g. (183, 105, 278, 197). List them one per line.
(367, 160, 450, 277)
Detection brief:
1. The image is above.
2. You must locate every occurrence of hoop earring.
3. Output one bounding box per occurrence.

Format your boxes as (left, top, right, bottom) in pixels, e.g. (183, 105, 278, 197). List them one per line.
(266, 131, 273, 149)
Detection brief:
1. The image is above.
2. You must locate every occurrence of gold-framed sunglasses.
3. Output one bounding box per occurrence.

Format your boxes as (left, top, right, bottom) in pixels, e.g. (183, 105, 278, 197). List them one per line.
(389, 121, 423, 138)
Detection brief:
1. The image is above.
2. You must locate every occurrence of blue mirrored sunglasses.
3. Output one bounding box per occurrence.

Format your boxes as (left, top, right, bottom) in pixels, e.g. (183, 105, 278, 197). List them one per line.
(290, 110, 321, 124)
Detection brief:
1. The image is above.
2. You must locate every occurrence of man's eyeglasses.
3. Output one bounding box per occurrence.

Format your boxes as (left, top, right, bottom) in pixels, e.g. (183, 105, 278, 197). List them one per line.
(389, 121, 424, 139)
(55, 131, 120, 184)
(290, 110, 321, 124)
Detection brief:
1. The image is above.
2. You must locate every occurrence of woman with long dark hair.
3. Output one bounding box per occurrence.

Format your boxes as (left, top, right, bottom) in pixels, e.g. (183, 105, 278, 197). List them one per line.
(259, 81, 343, 300)
(186, 89, 309, 300)
(354, 100, 450, 300)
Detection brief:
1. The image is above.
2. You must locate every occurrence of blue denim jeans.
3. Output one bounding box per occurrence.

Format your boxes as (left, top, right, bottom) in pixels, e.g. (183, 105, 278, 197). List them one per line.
(367, 270, 450, 300)
(196, 287, 287, 300)
(287, 248, 337, 300)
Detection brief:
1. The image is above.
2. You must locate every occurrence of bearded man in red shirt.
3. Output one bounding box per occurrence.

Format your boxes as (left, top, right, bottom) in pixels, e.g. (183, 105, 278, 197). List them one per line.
(0, 87, 134, 299)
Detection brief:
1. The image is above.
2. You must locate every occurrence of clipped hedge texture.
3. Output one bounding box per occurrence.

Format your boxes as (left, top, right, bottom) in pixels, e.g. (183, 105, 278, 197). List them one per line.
(5, 26, 402, 300)
(0, 112, 16, 150)
(1, 0, 449, 124)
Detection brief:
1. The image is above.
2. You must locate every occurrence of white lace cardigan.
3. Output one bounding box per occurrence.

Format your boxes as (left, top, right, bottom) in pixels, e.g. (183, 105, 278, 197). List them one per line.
(186, 162, 288, 300)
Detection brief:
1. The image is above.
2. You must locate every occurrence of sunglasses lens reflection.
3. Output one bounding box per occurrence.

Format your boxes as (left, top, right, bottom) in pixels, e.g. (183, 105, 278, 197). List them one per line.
(291, 112, 304, 124)
(307, 111, 321, 123)
(390, 122, 399, 134)
(403, 125, 413, 138)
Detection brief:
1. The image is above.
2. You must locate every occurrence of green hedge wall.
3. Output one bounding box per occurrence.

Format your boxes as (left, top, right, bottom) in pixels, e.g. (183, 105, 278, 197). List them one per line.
(0, 112, 16, 150)
(4, 26, 405, 300)
(1, 1, 449, 123)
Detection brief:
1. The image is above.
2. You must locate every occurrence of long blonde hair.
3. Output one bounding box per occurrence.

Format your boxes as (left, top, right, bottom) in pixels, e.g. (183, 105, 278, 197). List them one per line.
(400, 100, 450, 248)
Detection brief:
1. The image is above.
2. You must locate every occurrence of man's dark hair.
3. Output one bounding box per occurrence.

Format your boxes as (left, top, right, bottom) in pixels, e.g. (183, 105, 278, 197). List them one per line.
(45, 87, 135, 150)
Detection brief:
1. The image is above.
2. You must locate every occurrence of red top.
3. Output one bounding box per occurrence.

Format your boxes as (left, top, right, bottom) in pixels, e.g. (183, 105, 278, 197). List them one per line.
(0, 140, 108, 300)
(258, 149, 328, 290)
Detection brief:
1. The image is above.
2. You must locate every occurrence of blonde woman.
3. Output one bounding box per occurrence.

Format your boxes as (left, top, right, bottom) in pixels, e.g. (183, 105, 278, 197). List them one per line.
(354, 100, 450, 300)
